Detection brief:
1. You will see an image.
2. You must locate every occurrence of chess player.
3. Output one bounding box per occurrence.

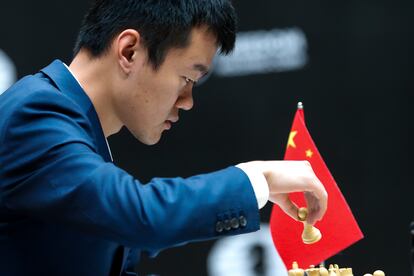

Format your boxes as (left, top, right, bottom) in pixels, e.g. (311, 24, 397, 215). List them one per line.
(0, 0, 328, 275)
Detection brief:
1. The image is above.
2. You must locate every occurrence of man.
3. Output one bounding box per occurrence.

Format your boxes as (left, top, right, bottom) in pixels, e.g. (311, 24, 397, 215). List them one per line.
(0, 0, 327, 275)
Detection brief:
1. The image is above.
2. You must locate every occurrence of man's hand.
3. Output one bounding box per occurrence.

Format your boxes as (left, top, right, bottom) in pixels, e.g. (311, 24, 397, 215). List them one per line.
(245, 160, 328, 225)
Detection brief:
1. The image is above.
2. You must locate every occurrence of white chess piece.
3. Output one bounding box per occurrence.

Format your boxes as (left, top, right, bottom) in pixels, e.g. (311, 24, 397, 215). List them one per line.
(297, 207, 322, 244)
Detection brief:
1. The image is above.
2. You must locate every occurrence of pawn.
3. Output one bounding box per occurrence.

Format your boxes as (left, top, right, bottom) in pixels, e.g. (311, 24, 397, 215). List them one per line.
(319, 264, 329, 276)
(288, 261, 305, 276)
(328, 264, 337, 276)
(298, 207, 322, 244)
(373, 270, 385, 276)
(334, 264, 340, 274)
(363, 274, 373, 276)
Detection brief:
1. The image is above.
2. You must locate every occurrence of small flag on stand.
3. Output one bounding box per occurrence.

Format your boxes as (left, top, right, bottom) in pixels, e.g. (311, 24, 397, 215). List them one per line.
(270, 102, 363, 269)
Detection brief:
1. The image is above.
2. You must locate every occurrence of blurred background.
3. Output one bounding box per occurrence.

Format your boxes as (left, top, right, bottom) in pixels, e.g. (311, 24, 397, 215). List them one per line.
(1, 0, 413, 275)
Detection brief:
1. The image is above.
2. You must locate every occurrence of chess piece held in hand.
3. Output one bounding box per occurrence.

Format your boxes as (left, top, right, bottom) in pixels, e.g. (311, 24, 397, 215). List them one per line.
(297, 207, 322, 244)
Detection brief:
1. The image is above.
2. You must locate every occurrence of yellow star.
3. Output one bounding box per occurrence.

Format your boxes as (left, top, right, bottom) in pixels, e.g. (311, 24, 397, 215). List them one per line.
(287, 131, 297, 148)
(306, 149, 314, 158)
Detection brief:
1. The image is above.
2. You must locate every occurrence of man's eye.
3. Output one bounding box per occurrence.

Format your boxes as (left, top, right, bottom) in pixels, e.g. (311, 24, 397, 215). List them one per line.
(183, 77, 196, 85)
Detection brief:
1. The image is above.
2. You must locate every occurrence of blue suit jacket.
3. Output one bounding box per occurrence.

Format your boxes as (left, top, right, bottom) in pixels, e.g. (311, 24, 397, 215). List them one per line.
(0, 60, 260, 276)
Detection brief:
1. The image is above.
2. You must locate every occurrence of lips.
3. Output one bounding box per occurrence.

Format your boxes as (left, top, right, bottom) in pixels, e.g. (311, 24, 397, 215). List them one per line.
(164, 116, 179, 130)
(165, 120, 172, 130)
(168, 117, 179, 123)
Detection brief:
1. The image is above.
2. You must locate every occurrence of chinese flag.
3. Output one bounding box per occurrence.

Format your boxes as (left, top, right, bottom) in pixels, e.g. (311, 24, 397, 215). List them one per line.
(270, 104, 363, 269)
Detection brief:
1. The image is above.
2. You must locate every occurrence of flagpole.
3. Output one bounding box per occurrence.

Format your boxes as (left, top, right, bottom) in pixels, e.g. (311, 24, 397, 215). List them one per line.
(297, 102, 304, 120)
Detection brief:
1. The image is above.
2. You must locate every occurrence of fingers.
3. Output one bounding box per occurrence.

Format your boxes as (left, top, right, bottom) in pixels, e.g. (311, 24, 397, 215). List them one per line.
(272, 195, 300, 221)
(305, 184, 328, 224)
(273, 192, 327, 225)
(301, 162, 328, 224)
(304, 192, 319, 224)
(263, 160, 328, 224)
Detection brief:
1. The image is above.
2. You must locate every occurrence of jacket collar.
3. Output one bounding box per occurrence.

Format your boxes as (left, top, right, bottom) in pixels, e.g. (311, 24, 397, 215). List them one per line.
(40, 59, 113, 163)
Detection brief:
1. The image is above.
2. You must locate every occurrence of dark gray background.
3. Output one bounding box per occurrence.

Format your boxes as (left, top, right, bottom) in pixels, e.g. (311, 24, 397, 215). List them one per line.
(1, 0, 413, 274)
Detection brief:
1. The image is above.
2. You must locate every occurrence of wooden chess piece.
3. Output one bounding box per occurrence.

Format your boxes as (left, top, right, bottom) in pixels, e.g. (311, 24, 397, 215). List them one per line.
(297, 207, 322, 244)
(319, 264, 329, 276)
(340, 268, 353, 276)
(373, 270, 385, 276)
(305, 265, 320, 276)
(288, 261, 305, 276)
(363, 274, 373, 276)
(334, 264, 340, 274)
(328, 264, 337, 276)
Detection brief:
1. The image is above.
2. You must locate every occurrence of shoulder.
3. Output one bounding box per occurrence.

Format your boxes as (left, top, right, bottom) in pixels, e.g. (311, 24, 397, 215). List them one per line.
(0, 72, 94, 148)
(0, 73, 98, 183)
(2, 72, 88, 125)
(1, 72, 82, 116)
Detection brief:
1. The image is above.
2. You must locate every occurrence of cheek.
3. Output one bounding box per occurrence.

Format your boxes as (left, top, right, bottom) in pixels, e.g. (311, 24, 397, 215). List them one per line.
(125, 70, 183, 120)
(154, 78, 183, 108)
(115, 86, 148, 126)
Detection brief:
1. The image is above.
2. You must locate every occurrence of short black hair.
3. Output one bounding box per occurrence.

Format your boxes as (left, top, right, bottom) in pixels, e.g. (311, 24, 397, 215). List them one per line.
(74, 0, 237, 68)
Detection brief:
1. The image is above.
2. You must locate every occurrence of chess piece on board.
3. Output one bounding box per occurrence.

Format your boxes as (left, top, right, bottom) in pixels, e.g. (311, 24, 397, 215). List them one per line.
(364, 270, 385, 276)
(290, 262, 383, 276)
(339, 268, 353, 276)
(297, 207, 322, 244)
(334, 264, 340, 274)
(288, 261, 304, 276)
(305, 265, 319, 276)
(328, 264, 337, 276)
(319, 264, 329, 276)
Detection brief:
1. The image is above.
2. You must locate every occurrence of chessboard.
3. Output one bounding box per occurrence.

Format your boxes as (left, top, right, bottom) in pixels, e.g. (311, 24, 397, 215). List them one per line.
(288, 261, 385, 276)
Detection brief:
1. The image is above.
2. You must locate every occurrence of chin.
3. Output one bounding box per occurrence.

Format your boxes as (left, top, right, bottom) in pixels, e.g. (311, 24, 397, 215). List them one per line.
(143, 138, 161, 146)
(133, 132, 162, 146)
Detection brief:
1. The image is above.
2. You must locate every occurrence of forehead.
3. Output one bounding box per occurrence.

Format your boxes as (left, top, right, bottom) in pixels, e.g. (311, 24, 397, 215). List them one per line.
(166, 26, 219, 67)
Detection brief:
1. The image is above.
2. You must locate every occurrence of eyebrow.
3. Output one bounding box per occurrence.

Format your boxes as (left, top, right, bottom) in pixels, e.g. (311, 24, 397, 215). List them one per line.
(193, 63, 209, 76)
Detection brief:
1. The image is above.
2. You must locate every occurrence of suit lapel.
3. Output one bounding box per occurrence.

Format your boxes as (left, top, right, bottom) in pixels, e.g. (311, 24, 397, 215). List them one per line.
(41, 60, 113, 163)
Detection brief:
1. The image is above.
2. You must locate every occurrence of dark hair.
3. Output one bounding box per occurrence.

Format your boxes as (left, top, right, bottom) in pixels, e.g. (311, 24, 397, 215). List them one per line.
(74, 0, 237, 68)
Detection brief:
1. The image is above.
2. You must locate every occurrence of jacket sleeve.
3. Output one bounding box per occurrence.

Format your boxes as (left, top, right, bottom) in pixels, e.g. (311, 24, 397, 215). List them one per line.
(0, 90, 260, 252)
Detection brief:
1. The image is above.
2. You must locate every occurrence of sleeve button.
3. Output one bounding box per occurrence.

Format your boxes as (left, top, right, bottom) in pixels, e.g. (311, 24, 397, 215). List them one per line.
(224, 219, 232, 231)
(230, 217, 239, 229)
(216, 221, 224, 233)
(239, 216, 247, 228)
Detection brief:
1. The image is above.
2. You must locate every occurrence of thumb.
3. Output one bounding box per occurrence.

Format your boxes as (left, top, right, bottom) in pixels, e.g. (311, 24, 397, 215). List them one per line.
(272, 194, 299, 221)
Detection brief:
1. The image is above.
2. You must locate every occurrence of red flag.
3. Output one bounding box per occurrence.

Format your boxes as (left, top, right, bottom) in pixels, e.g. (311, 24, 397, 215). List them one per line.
(270, 103, 363, 269)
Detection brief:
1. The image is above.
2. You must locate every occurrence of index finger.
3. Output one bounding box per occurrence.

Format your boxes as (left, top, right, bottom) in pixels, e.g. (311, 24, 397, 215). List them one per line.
(305, 180, 328, 224)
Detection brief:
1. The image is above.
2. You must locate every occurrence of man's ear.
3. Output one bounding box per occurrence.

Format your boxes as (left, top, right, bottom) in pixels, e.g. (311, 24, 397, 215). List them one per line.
(115, 29, 143, 74)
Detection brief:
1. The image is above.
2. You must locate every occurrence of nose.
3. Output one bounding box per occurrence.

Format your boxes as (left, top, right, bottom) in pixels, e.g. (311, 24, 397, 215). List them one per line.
(175, 86, 194, 111)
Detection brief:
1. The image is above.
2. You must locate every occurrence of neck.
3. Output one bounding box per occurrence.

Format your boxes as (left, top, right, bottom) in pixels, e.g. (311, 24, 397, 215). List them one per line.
(69, 51, 122, 137)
